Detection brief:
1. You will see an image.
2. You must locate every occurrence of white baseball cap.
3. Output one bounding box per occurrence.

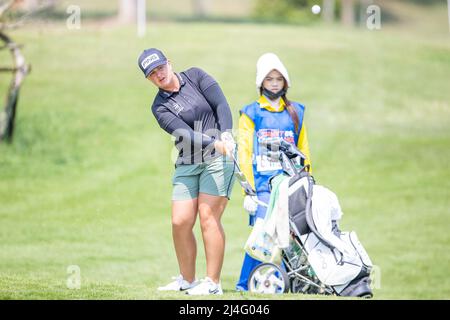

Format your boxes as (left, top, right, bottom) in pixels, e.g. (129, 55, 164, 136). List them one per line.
(255, 53, 291, 90)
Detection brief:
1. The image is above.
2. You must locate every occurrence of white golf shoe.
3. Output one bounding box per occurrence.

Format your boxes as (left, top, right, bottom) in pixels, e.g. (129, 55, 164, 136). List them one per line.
(185, 277, 223, 295)
(157, 275, 198, 292)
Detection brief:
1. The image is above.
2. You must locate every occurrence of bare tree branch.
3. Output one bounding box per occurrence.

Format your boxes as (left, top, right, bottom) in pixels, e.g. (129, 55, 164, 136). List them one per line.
(0, 0, 32, 142)
(0, 0, 55, 31)
(0, 1, 17, 18)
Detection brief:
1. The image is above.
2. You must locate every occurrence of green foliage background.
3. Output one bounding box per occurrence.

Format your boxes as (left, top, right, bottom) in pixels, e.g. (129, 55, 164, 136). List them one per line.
(0, 0, 449, 299)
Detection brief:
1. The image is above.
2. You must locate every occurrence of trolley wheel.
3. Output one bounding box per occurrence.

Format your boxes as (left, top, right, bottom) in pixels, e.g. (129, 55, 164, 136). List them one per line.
(358, 292, 373, 299)
(248, 263, 290, 294)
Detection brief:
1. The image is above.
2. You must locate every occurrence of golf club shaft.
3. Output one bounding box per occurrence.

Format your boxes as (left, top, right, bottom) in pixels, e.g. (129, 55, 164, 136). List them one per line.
(227, 143, 268, 208)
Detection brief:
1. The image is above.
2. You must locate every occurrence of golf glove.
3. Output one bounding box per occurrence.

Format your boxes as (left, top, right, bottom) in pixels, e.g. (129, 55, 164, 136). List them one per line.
(243, 195, 258, 216)
(220, 132, 236, 155)
(221, 132, 235, 144)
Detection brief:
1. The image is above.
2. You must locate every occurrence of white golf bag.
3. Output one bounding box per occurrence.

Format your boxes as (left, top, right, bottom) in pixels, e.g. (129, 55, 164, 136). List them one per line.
(240, 138, 373, 297)
(286, 172, 373, 296)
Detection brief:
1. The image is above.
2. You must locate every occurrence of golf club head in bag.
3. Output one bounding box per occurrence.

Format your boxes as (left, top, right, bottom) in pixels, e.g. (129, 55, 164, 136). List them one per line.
(259, 137, 307, 160)
(259, 137, 307, 176)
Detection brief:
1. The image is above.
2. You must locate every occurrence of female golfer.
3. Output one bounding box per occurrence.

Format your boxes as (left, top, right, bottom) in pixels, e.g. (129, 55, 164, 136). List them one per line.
(138, 48, 235, 295)
(236, 53, 312, 291)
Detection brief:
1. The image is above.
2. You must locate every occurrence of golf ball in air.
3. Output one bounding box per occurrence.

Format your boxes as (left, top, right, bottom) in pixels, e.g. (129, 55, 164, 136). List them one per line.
(312, 5, 321, 15)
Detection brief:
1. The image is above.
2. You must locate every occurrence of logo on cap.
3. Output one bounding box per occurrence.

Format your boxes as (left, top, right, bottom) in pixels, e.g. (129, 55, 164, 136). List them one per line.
(141, 53, 160, 69)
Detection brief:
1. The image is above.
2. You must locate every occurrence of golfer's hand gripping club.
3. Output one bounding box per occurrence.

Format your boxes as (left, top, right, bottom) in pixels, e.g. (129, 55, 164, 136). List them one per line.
(220, 132, 236, 157)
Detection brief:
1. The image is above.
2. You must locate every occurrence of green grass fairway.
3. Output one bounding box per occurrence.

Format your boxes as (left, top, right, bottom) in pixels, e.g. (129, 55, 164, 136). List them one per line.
(1, 15, 449, 299)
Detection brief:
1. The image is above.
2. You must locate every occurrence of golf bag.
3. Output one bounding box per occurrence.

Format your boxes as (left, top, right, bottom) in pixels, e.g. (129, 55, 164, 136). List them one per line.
(244, 138, 373, 297)
(285, 171, 373, 297)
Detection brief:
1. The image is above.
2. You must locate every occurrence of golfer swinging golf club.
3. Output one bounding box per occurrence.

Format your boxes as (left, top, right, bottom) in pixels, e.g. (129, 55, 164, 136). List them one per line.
(138, 48, 235, 295)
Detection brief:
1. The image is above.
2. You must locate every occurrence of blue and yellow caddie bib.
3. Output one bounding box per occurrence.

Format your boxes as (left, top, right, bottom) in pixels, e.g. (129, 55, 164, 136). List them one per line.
(240, 99, 305, 193)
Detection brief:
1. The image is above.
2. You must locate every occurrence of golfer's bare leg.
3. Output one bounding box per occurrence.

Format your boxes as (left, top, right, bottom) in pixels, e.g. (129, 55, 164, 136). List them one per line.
(172, 198, 198, 283)
(198, 193, 228, 284)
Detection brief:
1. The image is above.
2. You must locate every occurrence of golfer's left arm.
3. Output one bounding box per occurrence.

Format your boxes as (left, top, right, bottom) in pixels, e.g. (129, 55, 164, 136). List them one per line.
(297, 123, 312, 174)
(203, 84, 233, 132)
(196, 68, 233, 132)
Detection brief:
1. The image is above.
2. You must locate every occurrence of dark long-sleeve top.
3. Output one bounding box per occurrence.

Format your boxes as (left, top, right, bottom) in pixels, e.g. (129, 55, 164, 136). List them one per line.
(151, 67, 233, 165)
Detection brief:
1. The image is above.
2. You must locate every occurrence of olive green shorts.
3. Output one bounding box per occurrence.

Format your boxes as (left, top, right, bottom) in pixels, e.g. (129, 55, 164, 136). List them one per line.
(172, 155, 236, 201)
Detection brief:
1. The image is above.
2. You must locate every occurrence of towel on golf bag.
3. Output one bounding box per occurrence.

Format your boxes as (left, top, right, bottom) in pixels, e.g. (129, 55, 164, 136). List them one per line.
(263, 175, 291, 249)
(262, 176, 346, 251)
(244, 218, 282, 264)
(243, 175, 288, 264)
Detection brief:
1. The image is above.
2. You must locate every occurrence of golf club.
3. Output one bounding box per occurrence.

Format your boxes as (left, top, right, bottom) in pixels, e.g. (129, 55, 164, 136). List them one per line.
(221, 134, 268, 208)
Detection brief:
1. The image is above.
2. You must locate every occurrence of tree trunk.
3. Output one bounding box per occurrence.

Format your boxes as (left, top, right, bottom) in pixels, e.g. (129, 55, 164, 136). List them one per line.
(192, 0, 207, 18)
(118, 0, 137, 24)
(136, 0, 146, 37)
(447, 0, 450, 32)
(359, 0, 372, 26)
(322, 0, 335, 23)
(341, 0, 355, 27)
(0, 32, 30, 142)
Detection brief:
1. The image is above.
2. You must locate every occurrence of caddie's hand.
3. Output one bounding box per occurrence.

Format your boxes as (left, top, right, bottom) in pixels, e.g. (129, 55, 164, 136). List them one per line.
(243, 195, 258, 215)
